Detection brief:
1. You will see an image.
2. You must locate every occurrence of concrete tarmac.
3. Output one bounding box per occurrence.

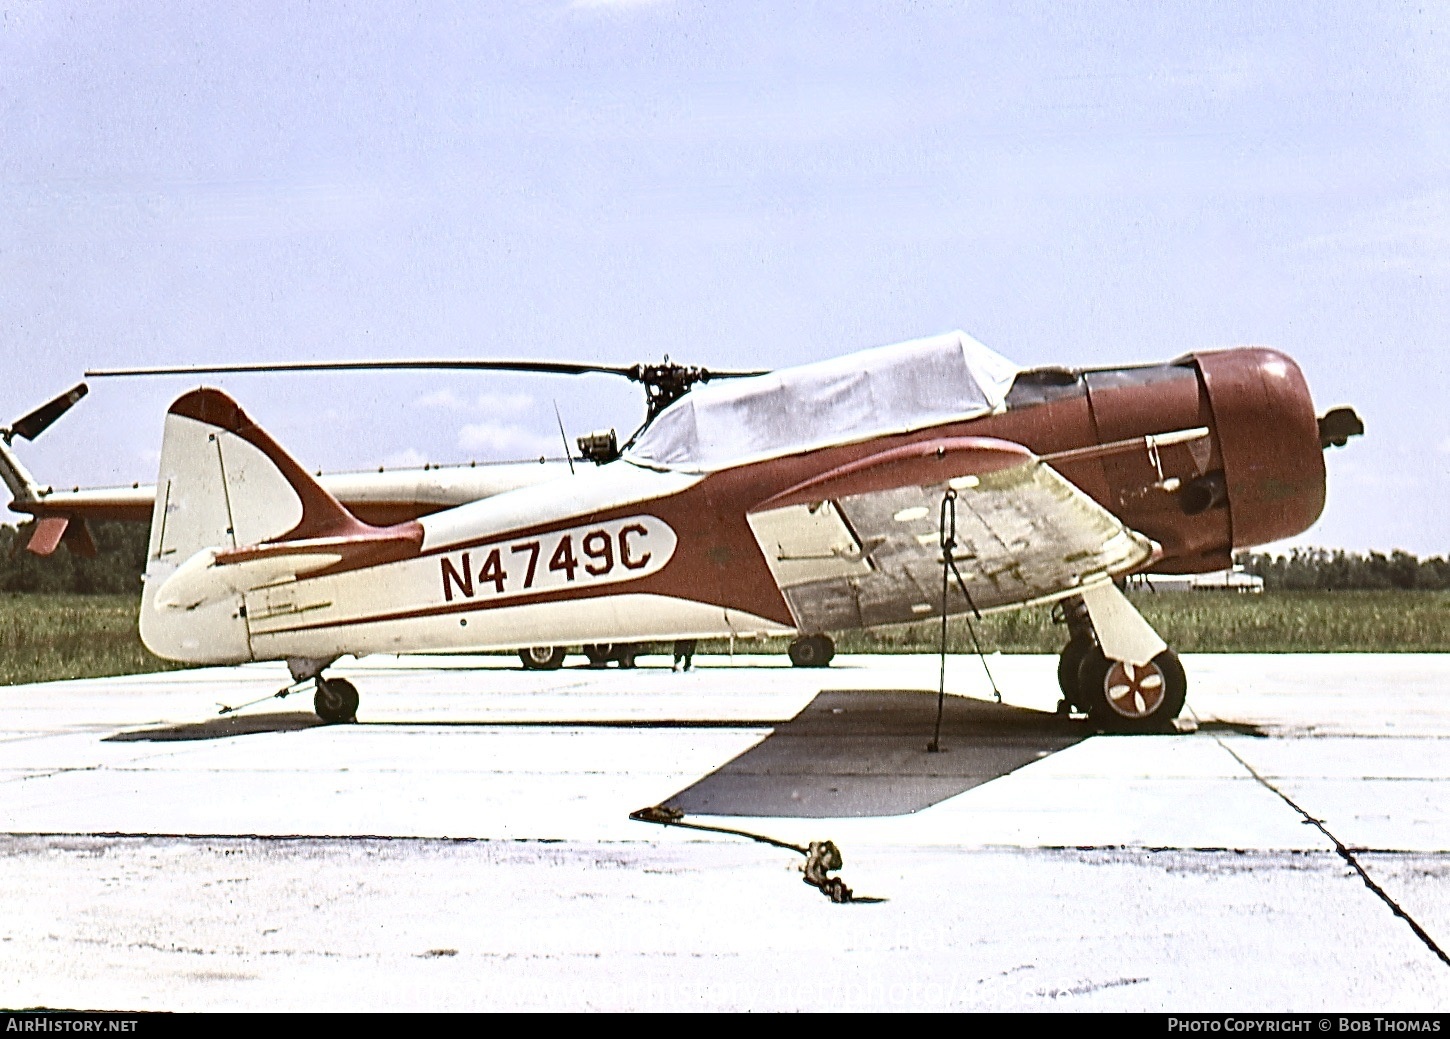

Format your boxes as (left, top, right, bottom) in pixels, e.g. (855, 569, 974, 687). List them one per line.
(0, 651, 1446, 1012)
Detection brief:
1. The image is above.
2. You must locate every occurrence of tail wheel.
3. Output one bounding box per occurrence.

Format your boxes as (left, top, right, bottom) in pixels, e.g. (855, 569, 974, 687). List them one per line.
(1078, 647, 1186, 733)
(313, 677, 359, 724)
(519, 646, 567, 671)
(788, 634, 835, 668)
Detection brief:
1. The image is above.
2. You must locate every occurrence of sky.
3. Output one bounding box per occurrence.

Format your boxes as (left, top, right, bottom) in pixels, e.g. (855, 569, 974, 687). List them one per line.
(1, 0, 1446, 555)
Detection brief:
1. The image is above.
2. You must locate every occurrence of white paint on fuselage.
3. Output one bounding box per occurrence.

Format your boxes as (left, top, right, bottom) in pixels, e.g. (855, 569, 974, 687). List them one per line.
(247, 592, 791, 661)
(418, 460, 700, 553)
(143, 453, 707, 665)
(233, 462, 716, 663)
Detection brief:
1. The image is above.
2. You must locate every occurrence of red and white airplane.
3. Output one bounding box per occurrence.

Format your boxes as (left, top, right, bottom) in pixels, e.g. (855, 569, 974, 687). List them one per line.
(9, 331, 1361, 731)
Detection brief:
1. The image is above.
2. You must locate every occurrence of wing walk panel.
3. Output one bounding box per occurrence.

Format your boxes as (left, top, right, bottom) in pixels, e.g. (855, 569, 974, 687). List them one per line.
(747, 458, 1155, 634)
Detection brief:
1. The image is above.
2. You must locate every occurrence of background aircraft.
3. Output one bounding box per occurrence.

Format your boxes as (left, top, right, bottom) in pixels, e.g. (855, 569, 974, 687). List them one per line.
(71, 330, 1360, 732)
(0, 356, 769, 556)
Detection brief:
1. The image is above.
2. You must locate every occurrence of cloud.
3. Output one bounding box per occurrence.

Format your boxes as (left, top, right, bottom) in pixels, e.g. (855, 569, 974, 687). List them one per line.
(413, 390, 552, 459)
(475, 391, 534, 415)
(1439, 437, 1450, 455)
(382, 448, 429, 469)
(414, 389, 468, 411)
(413, 389, 535, 415)
(457, 421, 559, 460)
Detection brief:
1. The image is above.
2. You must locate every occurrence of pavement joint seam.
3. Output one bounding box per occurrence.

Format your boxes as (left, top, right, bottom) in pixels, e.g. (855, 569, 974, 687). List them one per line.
(10, 766, 100, 784)
(1209, 731, 1450, 969)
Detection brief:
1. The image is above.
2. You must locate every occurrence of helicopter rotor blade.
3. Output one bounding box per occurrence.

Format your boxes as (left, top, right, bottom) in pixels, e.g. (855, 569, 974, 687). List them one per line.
(85, 359, 645, 379)
(85, 358, 769, 382)
(84, 357, 772, 421)
(4, 382, 88, 443)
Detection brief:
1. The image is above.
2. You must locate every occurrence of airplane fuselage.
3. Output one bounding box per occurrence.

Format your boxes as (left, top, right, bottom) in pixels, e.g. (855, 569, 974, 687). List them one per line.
(137, 346, 1330, 666)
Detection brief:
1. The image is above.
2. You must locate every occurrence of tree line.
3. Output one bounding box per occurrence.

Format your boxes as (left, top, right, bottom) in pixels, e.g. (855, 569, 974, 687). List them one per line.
(0, 521, 149, 594)
(1235, 547, 1450, 591)
(0, 519, 1445, 594)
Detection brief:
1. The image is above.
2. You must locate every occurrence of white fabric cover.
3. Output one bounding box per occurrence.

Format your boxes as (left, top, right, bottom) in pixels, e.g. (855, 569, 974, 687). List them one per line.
(624, 330, 1020, 472)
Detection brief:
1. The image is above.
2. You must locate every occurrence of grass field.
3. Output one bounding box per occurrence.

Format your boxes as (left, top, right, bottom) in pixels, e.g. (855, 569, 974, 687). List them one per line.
(825, 588, 1450, 655)
(0, 594, 183, 686)
(0, 589, 1445, 686)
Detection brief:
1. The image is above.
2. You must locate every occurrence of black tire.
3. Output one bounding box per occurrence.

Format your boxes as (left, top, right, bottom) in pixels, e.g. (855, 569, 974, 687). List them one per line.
(518, 646, 567, 671)
(313, 677, 359, 723)
(1057, 635, 1095, 709)
(1077, 646, 1187, 734)
(788, 634, 835, 668)
(583, 644, 615, 667)
(616, 644, 639, 669)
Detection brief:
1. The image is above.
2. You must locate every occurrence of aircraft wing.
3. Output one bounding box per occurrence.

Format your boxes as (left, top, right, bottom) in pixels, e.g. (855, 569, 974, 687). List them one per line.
(745, 437, 1156, 633)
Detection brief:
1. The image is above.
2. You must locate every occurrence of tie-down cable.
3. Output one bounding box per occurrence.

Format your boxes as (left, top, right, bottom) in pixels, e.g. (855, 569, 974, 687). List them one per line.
(930, 488, 1002, 753)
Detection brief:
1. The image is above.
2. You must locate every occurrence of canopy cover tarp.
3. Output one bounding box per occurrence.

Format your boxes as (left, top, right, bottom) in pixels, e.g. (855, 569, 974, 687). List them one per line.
(624, 330, 1020, 472)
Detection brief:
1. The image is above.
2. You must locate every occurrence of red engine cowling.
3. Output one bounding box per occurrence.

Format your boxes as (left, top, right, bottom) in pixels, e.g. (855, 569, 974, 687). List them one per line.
(1074, 346, 1328, 571)
(1191, 347, 1326, 549)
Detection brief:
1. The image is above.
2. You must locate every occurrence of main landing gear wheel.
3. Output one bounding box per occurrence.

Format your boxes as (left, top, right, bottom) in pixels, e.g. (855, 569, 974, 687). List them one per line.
(519, 646, 567, 671)
(1077, 647, 1187, 734)
(313, 677, 359, 724)
(1056, 635, 1095, 712)
(583, 644, 615, 667)
(581, 643, 640, 667)
(788, 634, 836, 668)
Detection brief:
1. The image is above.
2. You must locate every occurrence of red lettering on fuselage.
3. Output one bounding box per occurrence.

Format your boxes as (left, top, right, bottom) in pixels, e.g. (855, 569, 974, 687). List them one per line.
(441, 552, 473, 602)
(619, 523, 651, 570)
(432, 517, 676, 606)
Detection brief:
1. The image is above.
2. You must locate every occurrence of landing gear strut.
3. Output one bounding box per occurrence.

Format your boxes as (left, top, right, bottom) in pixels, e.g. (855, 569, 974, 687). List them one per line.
(788, 634, 835, 668)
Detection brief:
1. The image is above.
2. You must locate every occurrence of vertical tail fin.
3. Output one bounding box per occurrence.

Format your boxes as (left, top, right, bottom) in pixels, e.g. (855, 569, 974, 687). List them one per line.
(147, 388, 371, 563)
(141, 388, 374, 664)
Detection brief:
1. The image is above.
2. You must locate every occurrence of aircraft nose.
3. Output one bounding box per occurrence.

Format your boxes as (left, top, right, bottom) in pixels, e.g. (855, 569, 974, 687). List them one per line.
(1192, 347, 1327, 548)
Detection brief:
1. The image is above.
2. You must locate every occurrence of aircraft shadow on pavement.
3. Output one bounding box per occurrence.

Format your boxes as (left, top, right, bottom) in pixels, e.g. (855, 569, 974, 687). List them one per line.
(105, 712, 327, 742)
(661, 689, 1088, 819)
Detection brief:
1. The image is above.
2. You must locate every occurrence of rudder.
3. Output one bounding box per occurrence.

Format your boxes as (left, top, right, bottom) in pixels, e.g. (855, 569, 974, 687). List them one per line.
(140, 388, 362, 664)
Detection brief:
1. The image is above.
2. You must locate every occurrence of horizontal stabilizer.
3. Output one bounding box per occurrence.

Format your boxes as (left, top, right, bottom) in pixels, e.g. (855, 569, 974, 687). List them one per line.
(155, 546, 342, 611)
(155, 529, 421, 610)
(26, 516, 69, 557)
(20, 515, 95, 558)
